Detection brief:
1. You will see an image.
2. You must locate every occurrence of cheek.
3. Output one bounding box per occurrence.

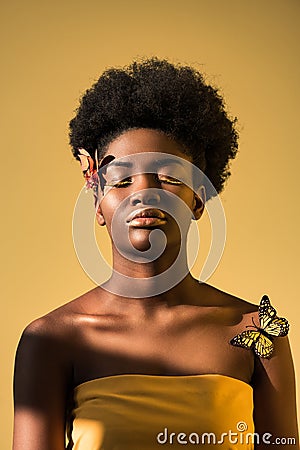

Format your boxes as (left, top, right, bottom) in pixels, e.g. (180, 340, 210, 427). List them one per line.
(100, 192, 122, 217)
(183, 190, 195, 206)
(174, 188, 195, 212)
(99, 194, 128, 233)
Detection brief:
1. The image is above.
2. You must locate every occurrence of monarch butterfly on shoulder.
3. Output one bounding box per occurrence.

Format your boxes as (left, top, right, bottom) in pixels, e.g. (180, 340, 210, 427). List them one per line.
(230, 295, 289, 358)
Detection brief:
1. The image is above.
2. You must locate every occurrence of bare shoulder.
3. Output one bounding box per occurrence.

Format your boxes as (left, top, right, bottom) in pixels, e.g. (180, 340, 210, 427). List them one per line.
(252, 332, 298, 441)
(12, 290, 102, 450)
(21, 286, 103, 335)
(16, 287, 104, 365)
(206, 284, 299, 441)
(201, 282, 258, 309)
(199, 282, 259, 324)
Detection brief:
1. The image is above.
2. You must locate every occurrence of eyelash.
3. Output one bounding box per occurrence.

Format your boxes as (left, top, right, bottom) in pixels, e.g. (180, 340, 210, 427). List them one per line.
(107, 175, 183, 188)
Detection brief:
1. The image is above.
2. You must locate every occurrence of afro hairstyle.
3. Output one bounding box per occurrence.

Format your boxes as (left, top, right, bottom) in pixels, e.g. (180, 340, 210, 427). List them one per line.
(69, 57, 238, 198)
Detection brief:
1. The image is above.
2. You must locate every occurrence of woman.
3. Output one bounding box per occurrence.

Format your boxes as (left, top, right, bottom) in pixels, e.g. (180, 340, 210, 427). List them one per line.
(13, 58, 299, 449)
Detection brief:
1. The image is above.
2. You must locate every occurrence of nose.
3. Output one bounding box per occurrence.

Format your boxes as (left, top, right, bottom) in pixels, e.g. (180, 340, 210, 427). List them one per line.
(129, 174, 161, 206)
(130, 189, 161, 206)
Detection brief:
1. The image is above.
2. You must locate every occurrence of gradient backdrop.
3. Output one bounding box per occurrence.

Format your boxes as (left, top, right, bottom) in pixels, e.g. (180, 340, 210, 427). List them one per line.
(1, 0, 299, 447)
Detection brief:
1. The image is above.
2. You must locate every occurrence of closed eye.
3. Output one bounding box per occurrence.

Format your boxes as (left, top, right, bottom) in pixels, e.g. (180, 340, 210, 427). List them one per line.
(106, 177, 132, 188)
(105, 174, 183, 188)
(157, 175, 183, 185)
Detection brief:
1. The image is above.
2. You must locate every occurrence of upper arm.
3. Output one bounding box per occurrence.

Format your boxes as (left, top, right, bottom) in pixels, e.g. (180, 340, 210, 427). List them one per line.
(252, 335, 299, 449)
(13, 319, 73, 450)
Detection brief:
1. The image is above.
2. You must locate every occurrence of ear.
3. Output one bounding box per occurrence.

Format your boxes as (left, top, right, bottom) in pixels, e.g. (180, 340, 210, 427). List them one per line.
(94, 195, 106, 226)
(192, 185, 206, 220)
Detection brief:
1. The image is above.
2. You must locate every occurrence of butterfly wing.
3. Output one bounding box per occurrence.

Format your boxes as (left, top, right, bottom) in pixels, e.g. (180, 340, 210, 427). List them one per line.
(259, 295, 289, 337)
(263, 316, 289, 337)
(254, 333, 274, 358)
(230, 330, 261, 351)
(259, 295, 277, 328)
(230, 329, 275, 359)
(230, 295, 289, 358)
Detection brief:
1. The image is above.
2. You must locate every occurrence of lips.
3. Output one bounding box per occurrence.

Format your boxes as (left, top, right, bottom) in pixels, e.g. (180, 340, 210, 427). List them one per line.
(126, 208, 166, 224)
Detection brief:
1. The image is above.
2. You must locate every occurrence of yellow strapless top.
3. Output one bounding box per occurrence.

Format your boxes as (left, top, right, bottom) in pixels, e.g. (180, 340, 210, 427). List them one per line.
(66, 374, 254, 450)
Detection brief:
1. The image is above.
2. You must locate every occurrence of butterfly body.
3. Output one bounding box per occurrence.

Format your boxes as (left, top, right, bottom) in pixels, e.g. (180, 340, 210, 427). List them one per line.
(230, 295, 289, 359)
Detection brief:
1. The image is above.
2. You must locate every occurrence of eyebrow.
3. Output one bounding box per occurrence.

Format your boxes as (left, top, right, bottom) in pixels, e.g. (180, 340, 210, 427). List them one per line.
(154, 158, 185, 168)
(107, 157, 185, 169)
(107, 160, 132, 168)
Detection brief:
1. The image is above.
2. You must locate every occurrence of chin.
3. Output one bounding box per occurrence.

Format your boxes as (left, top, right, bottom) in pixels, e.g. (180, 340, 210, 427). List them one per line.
(130, 228, 183, 254)
(129, 228, 158, 252)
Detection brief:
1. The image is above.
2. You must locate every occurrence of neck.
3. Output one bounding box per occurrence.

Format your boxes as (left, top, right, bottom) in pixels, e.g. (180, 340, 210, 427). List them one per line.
(100, 272, 199, 308)
(101, 244, 195, 300)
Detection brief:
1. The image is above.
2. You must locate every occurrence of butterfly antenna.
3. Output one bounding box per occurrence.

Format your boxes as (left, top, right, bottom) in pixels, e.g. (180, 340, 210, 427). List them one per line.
(245, 316, 259, 330)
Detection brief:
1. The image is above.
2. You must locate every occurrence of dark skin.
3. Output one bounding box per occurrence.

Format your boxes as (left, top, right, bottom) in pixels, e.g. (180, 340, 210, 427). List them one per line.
(13, 129, 299, 449)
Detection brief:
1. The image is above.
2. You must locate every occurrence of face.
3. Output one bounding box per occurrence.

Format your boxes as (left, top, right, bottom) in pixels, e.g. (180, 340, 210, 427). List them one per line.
(96, 128, 205, 256)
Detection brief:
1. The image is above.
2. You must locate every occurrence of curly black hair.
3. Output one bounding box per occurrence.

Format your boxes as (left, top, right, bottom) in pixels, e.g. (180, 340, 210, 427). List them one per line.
(69, 57, 238, 198)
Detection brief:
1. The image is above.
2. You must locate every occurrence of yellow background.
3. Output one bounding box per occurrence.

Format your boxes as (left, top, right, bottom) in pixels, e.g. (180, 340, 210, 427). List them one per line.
(1, 0, 299, 447)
